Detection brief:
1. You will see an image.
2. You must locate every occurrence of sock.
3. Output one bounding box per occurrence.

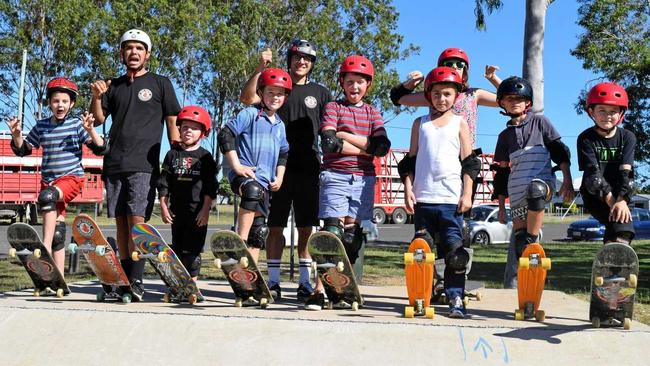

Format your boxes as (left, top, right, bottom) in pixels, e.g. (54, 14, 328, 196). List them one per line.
(267, 259, 281, 286)
(299, 258, 312, 287)
(120, 259, 132, 278)
(131, 259, 145, 283)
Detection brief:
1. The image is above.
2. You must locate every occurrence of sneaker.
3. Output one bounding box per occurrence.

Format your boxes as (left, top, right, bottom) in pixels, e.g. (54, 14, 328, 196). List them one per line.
(296, 283, 313, 302)
(332, 299, 351, 309)
(448, 296, 466, 319)
(304, 291, 325, 311)
(130, 280, 145, 302)
(269, 283, 282, 301)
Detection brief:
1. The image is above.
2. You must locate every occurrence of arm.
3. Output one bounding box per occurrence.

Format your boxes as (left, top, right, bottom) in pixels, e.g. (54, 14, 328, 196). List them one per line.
(457, 121, 473, 213)
(7, 117, 33, 156)
(239, 48, 272, 105)
(402, 118, 420, 213)
(90, 79, 111, 125)
(484, 65, 502, 89)
(474, 89, 499, 107)
(165, 115, 181, 145)
(158, 153, 174, 224)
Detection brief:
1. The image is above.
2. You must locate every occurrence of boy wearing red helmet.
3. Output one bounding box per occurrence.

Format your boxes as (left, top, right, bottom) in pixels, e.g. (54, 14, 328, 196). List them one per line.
(305, 55, 391, 310)
(218, 68, 291, 269)
(398, 67, 479, 318)
(578, 82, 636, 244)
(158, 106, 218, 291)
(6, 77, 106, 277)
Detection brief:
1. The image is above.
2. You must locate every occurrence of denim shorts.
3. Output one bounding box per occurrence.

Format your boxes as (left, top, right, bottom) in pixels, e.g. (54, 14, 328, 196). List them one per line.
(318, 170, 375, 221)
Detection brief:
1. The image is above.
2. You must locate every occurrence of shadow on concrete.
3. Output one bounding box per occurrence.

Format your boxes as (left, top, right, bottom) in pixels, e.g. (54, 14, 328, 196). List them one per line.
(493, 323, 592, 344)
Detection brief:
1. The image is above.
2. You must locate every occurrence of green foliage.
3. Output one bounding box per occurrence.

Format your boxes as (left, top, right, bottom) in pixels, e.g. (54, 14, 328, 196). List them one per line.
(217, 176, 234, 204)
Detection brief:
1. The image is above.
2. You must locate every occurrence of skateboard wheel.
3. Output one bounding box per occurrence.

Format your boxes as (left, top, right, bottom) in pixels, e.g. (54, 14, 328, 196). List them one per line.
(404, 253, 414, 265)
(594, 276, 604, 287)
(351, 301, 359, 311)
(95, 245, 106, 256)
(56, 289, 64, 298)
(439, 293, 447, 305)
(214, 258, 222, 269)
(33, 249, 41, 258)
(624, 318, 631, 330)
(336, 261, 344, 272)
(96, 292, 106, 302)
(535, 310, 545, 322)
(425, 253, 435, 264)
(157, 252, 167, 262)
(591, 317, 601, 328)
(463, 296, 469, 307)
(260, 298, 268, 309)
(514, 309, 524, 321)
(629, 274, 638, 288)
(8, 248, 16, 258)
(518, 257, 529, 269)
(68, 243, 78, 254)
(188, 294, 197, 305)
(239, 257, 249, 269)
(163, 293, 171, 303)
(131, 251, 140, 262)
(541, 258, 551, 270)
(122, 293, 132, 304)
(235, 298, 243, 308)
(425, 307, 435, 319)
(475, 292, 483, 301)
(405, 306, 415, 318)
(33, 290, 40, 297)
(311, 262, 317, 271)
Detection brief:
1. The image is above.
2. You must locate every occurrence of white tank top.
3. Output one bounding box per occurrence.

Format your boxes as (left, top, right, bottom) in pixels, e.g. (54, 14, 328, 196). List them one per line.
(413, 114, 463, 204)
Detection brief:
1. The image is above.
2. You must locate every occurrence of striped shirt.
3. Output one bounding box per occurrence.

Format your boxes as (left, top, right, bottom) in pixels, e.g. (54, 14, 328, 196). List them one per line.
(320, 100, 386, 175)
(25, 116, 90, 183)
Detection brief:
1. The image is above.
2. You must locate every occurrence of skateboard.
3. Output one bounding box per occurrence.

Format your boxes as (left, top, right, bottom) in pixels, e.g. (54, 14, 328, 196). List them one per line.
(515, 242, 551, 321)
(589, 243, 639, 330)
(69, 214, 133, 303)
(404, 236, 435, 318)
(131, 223, 203, 304)
(210, 230, 273, 308)
(308, 231, 363, 310)
(7, 223, 70, 297)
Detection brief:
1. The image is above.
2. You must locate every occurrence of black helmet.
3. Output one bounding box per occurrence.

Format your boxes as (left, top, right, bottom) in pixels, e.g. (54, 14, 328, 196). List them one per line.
(287, 39, 317, 67)
(497, 76, 533, 102)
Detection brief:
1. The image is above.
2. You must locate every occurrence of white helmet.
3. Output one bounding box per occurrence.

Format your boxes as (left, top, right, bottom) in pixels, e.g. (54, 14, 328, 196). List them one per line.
(120, 29, 152, 51)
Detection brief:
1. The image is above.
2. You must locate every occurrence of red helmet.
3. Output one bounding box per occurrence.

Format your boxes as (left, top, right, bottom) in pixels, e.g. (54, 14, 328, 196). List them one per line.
(437, 47, 470, 67)
(258, 68, 292, 94)
(423, 67, 463, 105)
(339, 55, 374, 86)
(46, 77, 78, 101)
(177, 105, 212, 136)
(586, 82, 628, 125)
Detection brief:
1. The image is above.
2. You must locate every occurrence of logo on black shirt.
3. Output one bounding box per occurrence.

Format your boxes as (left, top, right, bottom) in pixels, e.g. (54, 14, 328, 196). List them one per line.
(595, 146, 621, 162)
(304, 96, 317, 109)
(138, 88, 153, 102)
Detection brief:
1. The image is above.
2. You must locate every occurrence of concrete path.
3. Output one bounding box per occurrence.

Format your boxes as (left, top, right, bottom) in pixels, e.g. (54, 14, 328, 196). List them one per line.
(0, 281, 647, 365)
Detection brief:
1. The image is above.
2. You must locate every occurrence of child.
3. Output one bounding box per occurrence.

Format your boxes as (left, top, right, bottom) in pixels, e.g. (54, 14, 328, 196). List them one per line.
(578, 82, 635, 244)
(218, 68, 290, 265)
(305, 55, 391, 310)
(492, 76, 574, 289)
(158, 105, 218, 296)
(6, 77, 107, 276)
(398, 67, 480, 318)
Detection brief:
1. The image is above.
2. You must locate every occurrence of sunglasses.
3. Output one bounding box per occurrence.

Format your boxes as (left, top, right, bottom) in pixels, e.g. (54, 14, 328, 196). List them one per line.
(441, 60, 467, 69)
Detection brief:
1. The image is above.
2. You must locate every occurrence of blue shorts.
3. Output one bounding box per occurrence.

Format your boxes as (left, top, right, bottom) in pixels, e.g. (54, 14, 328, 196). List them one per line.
(318, 170, 375, 221)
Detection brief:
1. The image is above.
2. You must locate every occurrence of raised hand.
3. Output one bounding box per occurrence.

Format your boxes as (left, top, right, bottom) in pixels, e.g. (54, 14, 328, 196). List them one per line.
(91, 79, 111, 99)
(80, 111, 95, 130)
(5, 117, 21, 137)
(403, 70, 424, 90)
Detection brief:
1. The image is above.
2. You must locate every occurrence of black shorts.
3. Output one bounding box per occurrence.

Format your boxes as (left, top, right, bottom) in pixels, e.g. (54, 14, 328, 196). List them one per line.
(268, 170, 319, 228)
(582, 190, 635, 241)
(230, 176, 270, 217)
(170, 212, 207, 254)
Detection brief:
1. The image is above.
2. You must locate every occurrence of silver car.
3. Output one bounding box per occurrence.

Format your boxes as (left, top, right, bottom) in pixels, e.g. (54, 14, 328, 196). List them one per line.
(467, 204, 543, 246)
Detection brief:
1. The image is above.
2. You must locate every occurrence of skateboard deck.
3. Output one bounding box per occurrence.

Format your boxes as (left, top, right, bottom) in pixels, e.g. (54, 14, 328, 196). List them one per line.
(515, 242, 550, 321)
(7, 223, 70, 297)
(308, 231, 363, 310)
(131, 223, 203, 304)
(210, 230, 273, 308)
(70, 214, 133, 303)
(590, 243, 639, 330)
(404, 237, 435, 319)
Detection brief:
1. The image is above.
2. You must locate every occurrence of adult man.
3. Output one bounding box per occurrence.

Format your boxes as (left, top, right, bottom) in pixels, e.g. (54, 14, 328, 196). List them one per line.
(91, 29, 181, 300)
(239, 39, 330, 309)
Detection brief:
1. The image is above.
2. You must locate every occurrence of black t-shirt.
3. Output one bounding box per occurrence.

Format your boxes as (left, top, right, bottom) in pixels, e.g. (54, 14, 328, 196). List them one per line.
(577, 127, 635, 193)
(158, 145, 218, 215)
(277, 81, 331, 173)
(101, 72, 181, 175)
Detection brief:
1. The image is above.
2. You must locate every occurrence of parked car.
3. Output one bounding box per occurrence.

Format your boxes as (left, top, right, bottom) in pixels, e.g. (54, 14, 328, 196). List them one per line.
(467, 204, 543, 246)
(566, 207, 650, 241)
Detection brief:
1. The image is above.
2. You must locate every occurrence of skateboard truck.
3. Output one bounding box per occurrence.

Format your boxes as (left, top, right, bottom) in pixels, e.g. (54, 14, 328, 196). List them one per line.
(67, 242, 106, 256)
(8, 248, 41, 258)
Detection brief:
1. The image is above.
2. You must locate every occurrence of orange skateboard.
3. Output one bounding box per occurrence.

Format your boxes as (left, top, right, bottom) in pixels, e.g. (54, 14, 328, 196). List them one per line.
(515, 242, 551, 321)
(404, 237, 435, 318)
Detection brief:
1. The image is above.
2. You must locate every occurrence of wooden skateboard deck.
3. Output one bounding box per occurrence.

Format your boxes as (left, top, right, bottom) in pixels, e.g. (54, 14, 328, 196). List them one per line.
(590, 243, 639, 330)
(515, 242, 550, 321)
(404, 237, 435, 319)
(70, 214, 132, 302)
(210, 230, 273, 308)
(7, 223, 70, 297)
(131, 223, 203, 304)
(308, 231, 363, 310)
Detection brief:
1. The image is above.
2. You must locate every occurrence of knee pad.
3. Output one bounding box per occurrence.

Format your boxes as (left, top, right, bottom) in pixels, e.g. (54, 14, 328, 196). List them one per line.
(182, 253, 202, 276)
(247, 216, 268, 249)
(527, 179, 551, 211)
(52, 221, 66, 251)
(38, 186, 60, 213)
(239, 180, 264, 211)
(514, 229, 528, 258)
(322, 217, 343, 238)
(342, 224, 364, 264)
(445, 245, 469, 272)
(606, 231, 635, 245)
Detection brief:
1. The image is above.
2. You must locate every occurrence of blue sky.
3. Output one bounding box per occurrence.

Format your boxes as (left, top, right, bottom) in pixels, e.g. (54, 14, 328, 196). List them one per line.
(386, 0, 600, 179)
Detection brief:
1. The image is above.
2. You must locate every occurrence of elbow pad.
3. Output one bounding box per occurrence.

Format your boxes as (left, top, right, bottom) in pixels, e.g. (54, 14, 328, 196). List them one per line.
(10, 139, 32, 157)
(617, 169, 635, 202)
(88, 141, 109, 156)
(460, 153, 481, 181)
(491, 166, 510, 199)
(277, 151, 288, 166)
(548, 139, 571, 166)
(218, 126, 237, 154)
(583, 166, 611, 198)
(389, 84, 413, 107)
(320, 130, 343, 154)
(366, 135, 391, 157)
(397, 155, 416, 183)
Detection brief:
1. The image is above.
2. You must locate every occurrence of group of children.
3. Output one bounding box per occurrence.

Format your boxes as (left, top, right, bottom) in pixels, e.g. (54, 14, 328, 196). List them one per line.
(5, 31, 637, 317)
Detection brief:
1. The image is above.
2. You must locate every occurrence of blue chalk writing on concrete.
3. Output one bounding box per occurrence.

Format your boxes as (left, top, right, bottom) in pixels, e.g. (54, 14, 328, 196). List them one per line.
(473, 337, 493, 359)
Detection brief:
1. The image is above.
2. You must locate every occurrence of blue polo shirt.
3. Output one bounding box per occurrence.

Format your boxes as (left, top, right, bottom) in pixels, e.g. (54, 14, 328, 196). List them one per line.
(226, 106, 289, 189)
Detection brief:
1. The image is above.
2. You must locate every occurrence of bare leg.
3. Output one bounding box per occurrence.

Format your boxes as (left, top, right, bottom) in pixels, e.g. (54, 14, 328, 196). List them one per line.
(115, 216, 129, 260)
(266, 227, 284, 260)
(526, 209, 544, 238)
(236, 208, 257, 262)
